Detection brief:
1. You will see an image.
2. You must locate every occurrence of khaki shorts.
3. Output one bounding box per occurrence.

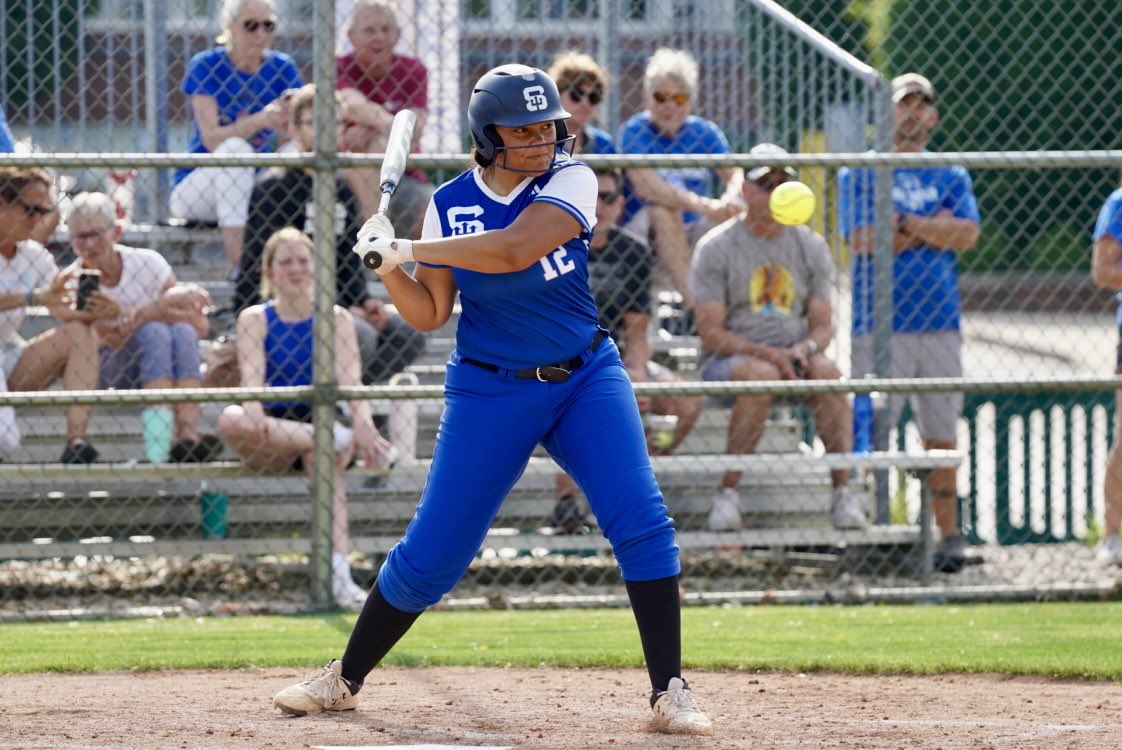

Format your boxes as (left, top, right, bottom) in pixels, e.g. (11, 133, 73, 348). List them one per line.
(851, 331, 963, 444)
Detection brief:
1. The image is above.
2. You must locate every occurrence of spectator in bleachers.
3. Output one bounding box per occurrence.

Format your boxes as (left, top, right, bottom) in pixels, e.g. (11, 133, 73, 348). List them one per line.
(546, 51, 615, 156)
(0, 167, 106, 463)
(218, 227, 393, 609)
(1091, 181, 1122, 566)
(837, 73, 981, 573)
(552, 168, 702, 533)
(0, 113, 60, 246)
(170, 0, 303, 277)
(618, 48, 743, 309)
(691, 145, 866, 533)
(336, 0, 432, 239)
(234, 83, 425, 385)
(65, 192, 221, 463)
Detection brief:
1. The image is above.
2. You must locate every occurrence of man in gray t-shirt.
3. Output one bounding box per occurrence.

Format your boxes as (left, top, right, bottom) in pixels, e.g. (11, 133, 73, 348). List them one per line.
(688, 143, 866, 533)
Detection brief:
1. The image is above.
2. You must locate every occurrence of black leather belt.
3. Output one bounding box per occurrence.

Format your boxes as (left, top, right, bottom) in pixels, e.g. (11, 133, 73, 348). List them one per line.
(462, 331, 605, 383)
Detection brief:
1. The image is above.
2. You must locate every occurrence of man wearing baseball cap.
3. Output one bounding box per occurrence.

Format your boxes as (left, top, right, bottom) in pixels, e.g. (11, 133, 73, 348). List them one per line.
(837, 73, 982, 573)
(692, 143, 867, 533)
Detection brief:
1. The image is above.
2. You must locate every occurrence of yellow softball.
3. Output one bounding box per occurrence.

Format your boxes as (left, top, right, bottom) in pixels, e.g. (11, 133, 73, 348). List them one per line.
(768, 180, 816, 225)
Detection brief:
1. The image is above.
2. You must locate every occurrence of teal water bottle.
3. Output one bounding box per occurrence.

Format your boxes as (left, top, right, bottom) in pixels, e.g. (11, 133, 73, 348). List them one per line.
(199, 481, 229, 539)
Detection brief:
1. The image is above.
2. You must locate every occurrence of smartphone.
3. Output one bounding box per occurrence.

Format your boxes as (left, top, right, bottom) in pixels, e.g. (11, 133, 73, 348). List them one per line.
(76, 270, 101, 311)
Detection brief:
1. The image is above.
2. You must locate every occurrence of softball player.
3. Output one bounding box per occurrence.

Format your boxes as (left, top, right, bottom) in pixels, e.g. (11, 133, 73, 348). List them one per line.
(272, 64, 712, 735)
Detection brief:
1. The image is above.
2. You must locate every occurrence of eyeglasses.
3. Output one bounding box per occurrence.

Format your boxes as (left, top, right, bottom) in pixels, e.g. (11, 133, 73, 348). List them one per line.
(597, 190, 620, 203)
(652, 90, 690, 106)
(755, 175, 791, 192)
(242, 18, 276, 33)
(565, 86, 603, 105)
(14, 199, 54, 218)
(70, 226, 114, 245)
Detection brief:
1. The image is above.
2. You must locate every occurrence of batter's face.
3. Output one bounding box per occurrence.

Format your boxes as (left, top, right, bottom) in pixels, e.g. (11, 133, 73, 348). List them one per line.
(493, 121, 559, 175)
(894, 93, 938, 151)
(267, 241, 313, 299)
(646, 76, 692, 137)
(349, 6, 399, 72)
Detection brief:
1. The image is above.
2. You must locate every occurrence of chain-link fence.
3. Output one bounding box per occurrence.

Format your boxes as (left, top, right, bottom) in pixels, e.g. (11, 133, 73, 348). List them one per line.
(1, 0, 1121, 619)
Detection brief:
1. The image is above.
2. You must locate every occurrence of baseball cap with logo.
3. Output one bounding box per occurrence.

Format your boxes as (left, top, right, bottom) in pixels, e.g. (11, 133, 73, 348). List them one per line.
(746, 143, 798, 182)
(891, 73, 936, 104)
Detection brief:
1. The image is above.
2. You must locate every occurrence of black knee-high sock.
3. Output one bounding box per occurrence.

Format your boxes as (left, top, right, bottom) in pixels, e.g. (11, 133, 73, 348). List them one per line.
(340, 580, 423, 691)
(624, 575, 682, 694)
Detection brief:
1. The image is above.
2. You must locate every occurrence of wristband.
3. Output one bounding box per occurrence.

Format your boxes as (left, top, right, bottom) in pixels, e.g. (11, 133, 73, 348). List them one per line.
(24, 289, 37, 307)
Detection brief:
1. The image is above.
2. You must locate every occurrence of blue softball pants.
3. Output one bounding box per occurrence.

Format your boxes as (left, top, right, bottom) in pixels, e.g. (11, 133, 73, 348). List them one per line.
(377, 336, 680, 613)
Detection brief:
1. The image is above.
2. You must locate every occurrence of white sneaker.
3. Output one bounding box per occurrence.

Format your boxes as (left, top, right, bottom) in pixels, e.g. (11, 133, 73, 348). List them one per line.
(1096, 534, 1122, 566)
(830, 485, 868, 529)
(651, 677, 713, 735)
(273, 659, 358, 716)
(707, 487, 743, 531)
(332, 574, 368, 610)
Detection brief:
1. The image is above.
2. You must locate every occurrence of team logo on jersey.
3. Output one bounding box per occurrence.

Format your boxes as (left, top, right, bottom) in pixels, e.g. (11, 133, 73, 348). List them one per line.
(523, 86, 547, 112)
(448, 205, 485, 235)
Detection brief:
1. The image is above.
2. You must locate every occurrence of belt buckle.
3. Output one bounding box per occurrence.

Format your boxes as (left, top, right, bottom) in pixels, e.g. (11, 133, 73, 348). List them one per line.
(536, 366, 570, 383)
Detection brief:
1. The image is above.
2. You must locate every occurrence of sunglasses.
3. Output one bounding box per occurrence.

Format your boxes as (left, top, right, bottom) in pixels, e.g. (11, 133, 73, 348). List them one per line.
(597, 190, 620, 203)
(14, 198, 54, 217)
(755, 175, 791, 191)
(565, 86, 603, 105)
(652, 90, 690, 106)
(242, 18, 276, 32)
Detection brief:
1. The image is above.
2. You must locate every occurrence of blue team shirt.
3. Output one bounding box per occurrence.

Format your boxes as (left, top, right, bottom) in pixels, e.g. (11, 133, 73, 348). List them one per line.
(420, 161, 601, 370)
(1092, 186, 1122, 325)
(174, 47, 302, 186)
(581, 124, 616, 155)
(838, 158, 980, 334)
(262, 301, 314, 412)
(617, 112, 731, 225)
(0, 105, 14, 153)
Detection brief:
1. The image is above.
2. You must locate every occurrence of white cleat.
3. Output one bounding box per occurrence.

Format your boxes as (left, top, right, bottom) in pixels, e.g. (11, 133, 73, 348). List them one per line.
(830, 485, 869, 529)
(273, 659, 358, 716)
(707, 487, 743, 531)
(651, 677, 713, 735)
(1096, 534, 1122, 567)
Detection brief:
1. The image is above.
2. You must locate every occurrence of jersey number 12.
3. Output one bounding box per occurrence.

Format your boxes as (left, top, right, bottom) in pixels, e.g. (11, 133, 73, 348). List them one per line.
(538, 248, 575, 281)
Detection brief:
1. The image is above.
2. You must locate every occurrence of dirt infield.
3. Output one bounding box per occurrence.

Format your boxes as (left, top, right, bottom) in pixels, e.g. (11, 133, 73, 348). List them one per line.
(2, 667, 1119, 749)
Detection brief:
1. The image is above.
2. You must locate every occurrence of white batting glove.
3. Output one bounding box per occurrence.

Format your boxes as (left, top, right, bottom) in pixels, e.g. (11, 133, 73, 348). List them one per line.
(359, 236, 415, 276)
(357, 212, 396, 243)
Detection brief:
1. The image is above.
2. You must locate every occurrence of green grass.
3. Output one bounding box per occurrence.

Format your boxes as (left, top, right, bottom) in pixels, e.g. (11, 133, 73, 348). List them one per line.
(2, 602, 1120, 680)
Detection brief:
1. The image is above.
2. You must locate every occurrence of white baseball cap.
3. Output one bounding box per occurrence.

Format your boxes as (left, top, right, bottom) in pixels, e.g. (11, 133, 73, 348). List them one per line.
(746, 143, 797, 182)
(891, 73, 936, 104)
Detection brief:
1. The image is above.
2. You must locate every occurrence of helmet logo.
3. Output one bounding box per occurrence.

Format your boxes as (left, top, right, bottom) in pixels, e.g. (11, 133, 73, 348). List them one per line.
(522, 85, 548, 112)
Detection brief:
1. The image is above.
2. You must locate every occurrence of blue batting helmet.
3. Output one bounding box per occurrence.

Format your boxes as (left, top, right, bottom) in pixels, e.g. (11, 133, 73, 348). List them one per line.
(468, 64, 572, 164)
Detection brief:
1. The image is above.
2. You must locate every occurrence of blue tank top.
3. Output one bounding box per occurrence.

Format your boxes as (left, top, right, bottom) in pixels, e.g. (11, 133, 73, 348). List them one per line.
(262, 301, 314, 416)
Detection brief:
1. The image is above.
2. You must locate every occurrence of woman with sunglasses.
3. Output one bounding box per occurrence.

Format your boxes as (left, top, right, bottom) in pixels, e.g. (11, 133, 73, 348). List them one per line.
(273, 64, 713, 735)
(618, 47, 743, 309)
(547, 51, 616, 156)
(170, 0, 302, 278)
(0, 167, 110, 463)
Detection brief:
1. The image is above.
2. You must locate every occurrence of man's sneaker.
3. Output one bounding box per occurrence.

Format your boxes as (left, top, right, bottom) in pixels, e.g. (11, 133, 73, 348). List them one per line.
(1096, 534, 1122, 566)
(273, 659, 358, 716)
(933, 534, 968, 573)
(830, 485, 868, 529)
(332, 574, 368, 611)
(551, 492, 589, 534)
(650, 677, 713, 735)
(707, 487, 742, 531)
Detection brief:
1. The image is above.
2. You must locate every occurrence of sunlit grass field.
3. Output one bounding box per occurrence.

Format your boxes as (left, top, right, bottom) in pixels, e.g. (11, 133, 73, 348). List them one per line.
(2, 601, 1119, 680)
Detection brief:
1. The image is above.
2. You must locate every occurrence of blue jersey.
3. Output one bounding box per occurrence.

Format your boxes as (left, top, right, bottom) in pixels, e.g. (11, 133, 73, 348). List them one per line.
(838, 157, 980, 334)
(617, 112, 731, 226)
(1093, 186, 1122, 325)
(420, 161, 600, 370)
(581, 124, 616, 155)
(175, 47, 303, 186)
